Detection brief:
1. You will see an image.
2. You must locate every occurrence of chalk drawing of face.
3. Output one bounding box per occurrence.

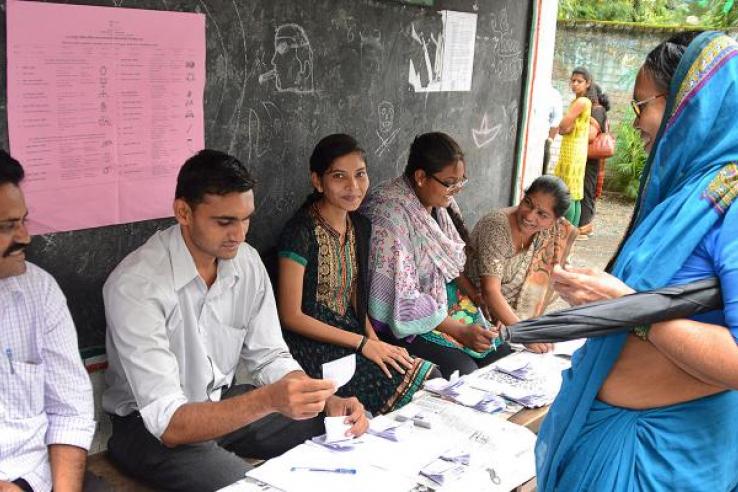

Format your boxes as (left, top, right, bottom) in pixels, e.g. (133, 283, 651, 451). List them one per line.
(270, 24, 314, 93)
(378, 101, 394, 133)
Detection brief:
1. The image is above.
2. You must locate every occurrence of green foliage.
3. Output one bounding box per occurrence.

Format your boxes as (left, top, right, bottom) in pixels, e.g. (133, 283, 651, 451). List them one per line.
(609, 121, 647, 200)
(559, 0, 737, 28)
(702, 0, 738, 27)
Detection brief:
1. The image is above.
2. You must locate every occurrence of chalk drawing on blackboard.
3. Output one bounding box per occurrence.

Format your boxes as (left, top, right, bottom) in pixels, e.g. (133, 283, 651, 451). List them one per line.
(229, 0, 248, 156)
(472, 113, 502, 148)
(248, 109, 269, 163)
(503, 101, 518, 143)
(408, 22, 443, 92)
(258, 24, 314, 94)
(375, 101, 400, 156)
(360, 30, 383, 74)
(199, 0, 229, 120)
(489, 7, 523, 83)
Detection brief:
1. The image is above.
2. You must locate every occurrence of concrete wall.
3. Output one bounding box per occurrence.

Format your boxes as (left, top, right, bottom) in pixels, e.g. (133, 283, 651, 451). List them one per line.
(549, 21, 737, 182)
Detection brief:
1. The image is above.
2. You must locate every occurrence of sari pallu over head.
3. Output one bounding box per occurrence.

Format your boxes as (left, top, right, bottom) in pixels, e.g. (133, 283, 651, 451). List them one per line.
(536, 32, 738, 489)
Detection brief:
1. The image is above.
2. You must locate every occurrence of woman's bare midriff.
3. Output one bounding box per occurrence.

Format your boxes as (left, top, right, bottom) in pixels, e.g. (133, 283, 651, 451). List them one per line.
(597, 334, 725, 409)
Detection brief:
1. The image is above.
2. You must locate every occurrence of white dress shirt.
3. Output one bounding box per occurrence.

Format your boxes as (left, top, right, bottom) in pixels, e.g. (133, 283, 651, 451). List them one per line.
(0, 263, 95, 492)
(102, 224, 301, 439)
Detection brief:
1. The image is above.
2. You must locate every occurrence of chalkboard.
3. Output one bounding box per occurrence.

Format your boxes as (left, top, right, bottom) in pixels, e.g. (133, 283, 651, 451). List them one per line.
(0, 0, 533, 351)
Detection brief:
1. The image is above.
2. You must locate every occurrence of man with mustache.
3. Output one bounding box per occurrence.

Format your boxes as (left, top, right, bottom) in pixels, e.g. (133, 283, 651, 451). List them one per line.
(0, 150, 95, 492)
(102, 149, 368, 491)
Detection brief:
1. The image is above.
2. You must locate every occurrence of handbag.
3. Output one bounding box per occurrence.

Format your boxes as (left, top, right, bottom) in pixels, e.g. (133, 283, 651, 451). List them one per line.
(588, 119, 615, 159)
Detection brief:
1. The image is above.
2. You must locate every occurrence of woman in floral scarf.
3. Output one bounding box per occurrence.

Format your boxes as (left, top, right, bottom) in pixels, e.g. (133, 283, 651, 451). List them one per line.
(361, 132, 511, 378)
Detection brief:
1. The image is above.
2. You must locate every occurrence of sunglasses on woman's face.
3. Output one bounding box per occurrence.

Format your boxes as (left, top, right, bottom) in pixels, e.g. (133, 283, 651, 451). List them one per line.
(630, 94, 666, 117)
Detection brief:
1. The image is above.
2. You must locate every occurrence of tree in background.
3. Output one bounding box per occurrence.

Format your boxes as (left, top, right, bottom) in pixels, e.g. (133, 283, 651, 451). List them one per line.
(558, 0, 737, 28)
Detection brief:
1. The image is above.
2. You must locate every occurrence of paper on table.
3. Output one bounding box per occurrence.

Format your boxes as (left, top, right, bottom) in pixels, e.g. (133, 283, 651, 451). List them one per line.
(322, 354, 356, 389)
(323, 416, 352, 444)
(247, 443, 415, 492)
(217, 477, 279, 492)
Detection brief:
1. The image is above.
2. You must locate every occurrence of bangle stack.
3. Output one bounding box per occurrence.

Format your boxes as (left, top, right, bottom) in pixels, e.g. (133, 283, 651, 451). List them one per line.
(356, 335, 368, 354)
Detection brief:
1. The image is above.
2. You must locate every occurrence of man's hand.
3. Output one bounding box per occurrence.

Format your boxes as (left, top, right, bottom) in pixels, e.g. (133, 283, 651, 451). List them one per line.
(266, 372, 335, 420)
(324, 396, 369, 438)
(456, 324, 497, 353)
(0, 481, 23, 492)
(552, 265, 635, 306)
(361, 339, 414, 378)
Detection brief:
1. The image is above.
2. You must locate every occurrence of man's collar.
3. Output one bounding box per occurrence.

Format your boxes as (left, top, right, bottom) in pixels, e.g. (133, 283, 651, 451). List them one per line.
(170, 226, 201, 291)
(170, 226, 240, 291)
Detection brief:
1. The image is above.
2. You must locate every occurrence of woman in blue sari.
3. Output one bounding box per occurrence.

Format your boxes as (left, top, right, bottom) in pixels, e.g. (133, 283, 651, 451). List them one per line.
(536, 31, 738, 491)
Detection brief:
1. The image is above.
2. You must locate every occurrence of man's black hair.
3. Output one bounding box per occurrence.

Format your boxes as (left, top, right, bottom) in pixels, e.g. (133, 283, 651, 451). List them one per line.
(0, 150, 24, 187)
(175, 149, 255, 207)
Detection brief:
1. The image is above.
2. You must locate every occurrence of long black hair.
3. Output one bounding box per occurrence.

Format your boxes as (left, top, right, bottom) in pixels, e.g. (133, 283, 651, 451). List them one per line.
(303, 133, 366, 208)
(404, 132, 470, 243)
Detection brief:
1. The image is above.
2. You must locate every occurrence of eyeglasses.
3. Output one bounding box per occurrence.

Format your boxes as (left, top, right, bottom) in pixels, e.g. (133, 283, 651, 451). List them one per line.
(429, 174, 468, 192)
(630, 94, 666, 117)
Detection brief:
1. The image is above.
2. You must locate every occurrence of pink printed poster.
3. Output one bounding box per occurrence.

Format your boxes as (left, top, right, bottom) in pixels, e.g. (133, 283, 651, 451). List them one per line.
(7, 0, 205, 234)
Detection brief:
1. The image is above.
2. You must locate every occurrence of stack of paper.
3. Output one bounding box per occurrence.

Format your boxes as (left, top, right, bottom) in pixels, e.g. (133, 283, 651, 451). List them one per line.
(424, 377, 506, 414)
(466, 352, 570, 408)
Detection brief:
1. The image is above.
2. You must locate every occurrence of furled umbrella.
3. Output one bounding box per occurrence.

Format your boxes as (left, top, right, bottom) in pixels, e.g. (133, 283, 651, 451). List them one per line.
(501, 277, 722, 344)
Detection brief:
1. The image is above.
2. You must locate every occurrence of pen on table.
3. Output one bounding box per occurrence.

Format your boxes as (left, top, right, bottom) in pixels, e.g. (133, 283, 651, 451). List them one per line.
(290, 467, 357, 474)
(5, 348, 15, 374)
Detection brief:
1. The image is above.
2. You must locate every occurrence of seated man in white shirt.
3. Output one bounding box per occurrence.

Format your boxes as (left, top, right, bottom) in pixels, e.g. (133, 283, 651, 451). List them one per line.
(102, 149, 369, 491)
(0, 150, 95, 492)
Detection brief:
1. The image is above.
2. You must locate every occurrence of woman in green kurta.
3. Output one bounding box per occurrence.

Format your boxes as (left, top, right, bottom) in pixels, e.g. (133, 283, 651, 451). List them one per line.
(277, 134, 435, 415)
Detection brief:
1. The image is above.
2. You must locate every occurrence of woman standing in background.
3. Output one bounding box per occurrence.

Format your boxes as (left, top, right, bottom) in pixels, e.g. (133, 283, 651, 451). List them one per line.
(555, 66, 593, 227)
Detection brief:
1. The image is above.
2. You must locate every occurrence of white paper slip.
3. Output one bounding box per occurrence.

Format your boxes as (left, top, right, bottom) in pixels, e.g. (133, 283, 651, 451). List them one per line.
(324, 416, 352, 443)
(322, 353, 356, 389)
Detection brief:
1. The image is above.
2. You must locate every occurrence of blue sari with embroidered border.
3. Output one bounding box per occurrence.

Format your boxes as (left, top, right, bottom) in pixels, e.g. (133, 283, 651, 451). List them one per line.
(536, 32, 738, 491)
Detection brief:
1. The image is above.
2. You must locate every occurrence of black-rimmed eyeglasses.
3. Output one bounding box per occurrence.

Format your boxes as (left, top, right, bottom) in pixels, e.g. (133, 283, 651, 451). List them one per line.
(429, 174, 468, 192)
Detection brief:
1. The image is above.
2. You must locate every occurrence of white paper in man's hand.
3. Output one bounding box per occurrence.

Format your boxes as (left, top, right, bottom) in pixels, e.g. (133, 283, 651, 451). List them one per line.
(322, 353, 356, 389)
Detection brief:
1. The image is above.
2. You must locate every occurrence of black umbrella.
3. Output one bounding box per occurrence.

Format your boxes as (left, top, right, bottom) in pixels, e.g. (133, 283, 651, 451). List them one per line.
(502, 277, 722, 344)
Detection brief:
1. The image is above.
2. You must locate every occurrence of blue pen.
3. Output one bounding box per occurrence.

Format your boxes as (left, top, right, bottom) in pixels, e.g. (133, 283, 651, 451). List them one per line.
(290, 467, 356, 474)
(5, 348, 15, 374)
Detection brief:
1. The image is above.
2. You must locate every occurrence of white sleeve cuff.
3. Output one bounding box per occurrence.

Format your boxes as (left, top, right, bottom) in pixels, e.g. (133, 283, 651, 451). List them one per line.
(45, 416, 96, 450)
(255, 357, 303, 386)
(139, 392, 189, 440)
(25, 465, 51, 492)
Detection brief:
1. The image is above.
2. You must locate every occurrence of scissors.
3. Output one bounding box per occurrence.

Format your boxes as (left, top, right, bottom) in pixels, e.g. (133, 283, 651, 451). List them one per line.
(486, 467, 502, 485)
